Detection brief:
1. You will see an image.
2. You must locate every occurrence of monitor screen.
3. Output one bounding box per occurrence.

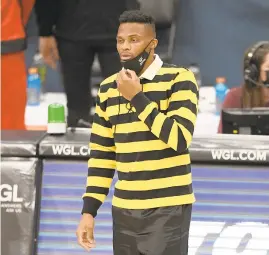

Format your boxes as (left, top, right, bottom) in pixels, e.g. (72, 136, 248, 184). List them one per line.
(222, 108, 269, 135)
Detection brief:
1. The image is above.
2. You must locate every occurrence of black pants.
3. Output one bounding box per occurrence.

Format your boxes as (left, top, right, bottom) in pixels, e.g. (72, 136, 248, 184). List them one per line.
(56, 37, 121, 126)
(112, 204, 192, 255)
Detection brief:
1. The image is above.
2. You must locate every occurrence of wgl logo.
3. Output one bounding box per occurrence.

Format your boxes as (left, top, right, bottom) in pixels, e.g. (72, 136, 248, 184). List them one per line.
(211, 149, 267, 161)
(52, 145, 90, 156)
(0, 184, 23, 202)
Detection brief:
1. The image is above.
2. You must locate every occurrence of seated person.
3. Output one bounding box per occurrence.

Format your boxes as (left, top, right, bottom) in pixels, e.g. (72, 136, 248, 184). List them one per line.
(218, 41, 269, 133)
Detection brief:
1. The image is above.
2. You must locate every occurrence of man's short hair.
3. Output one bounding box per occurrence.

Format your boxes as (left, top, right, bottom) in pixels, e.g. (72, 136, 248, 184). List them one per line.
(119, 10, 156, 34)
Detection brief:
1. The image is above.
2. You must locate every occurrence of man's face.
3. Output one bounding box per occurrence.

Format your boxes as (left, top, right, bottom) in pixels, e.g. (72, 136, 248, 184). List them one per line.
(116, 23, 156, 61)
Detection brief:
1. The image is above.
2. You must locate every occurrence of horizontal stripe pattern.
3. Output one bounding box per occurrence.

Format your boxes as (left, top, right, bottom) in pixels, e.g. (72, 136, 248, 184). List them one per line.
(115, 130, 157, 143)
(84, 64, 198, 214)
(118, 164, 192, 180)
(87, 167, 115, 178)
(114, 185, 193, 199)
(86, 186, 109, 195)
(115, 173, 192, 190)
(112, 194, 196, 209)
(116, 154, 190, 172)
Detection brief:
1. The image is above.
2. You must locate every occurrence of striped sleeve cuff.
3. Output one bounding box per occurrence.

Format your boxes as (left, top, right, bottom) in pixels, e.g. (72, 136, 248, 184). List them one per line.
(131, 92, 151, 115)
(81, 197, 102, 218)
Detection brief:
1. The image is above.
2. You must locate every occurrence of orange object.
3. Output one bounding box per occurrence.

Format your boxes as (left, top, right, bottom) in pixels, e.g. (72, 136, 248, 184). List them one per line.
(1, 52, 27, 130)
(216, 77, 226, 84)
(1, 0, 35, 130)
(29, 67, 38, 74)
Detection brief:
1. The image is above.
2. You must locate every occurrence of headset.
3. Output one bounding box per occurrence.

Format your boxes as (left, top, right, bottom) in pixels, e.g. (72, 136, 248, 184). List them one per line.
(244, 41, 269, 88)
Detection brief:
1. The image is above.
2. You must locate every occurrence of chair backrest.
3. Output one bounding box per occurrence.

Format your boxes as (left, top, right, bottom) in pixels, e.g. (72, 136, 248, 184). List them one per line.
(138, 0, 178, 28)
(138, 0, 179, 62)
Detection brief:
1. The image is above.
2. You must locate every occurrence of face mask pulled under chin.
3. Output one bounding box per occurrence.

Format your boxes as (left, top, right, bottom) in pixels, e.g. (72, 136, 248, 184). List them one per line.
(121, 39, 153, 75)
(121, 49, 149, 76)
(263, 71, 269, 87)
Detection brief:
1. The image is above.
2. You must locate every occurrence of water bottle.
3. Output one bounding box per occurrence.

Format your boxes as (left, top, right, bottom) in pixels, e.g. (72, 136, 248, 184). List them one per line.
(32, 52, 47, 100)
(27, 68, 41, 106)
(215, 77, 228, 115)
(189, 63, 202, 88)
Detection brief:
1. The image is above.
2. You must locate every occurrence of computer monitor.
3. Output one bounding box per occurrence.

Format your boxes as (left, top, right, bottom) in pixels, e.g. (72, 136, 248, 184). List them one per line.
(222, 108, 269, 135)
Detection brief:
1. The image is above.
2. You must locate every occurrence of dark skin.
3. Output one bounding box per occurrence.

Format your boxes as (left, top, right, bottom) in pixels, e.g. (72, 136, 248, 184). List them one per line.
(116, 23, 158, 101)
(76, 23, 158, 252)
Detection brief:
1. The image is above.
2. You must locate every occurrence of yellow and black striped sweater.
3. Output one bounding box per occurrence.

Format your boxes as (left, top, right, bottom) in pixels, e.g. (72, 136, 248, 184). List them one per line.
(82, 64, 199, 217)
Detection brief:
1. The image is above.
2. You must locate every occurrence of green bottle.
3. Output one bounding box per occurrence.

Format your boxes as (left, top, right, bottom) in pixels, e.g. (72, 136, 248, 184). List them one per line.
(47, 103, 66, 134)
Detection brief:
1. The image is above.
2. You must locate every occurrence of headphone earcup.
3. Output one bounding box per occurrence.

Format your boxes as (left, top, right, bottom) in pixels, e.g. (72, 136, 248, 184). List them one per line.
(245, 64, 259, 88)
(249, 64, 259, 82)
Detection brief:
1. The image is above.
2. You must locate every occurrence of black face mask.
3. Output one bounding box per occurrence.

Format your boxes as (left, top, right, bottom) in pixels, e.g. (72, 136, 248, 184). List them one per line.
(121, 40, 153, 75)
(263, 71, 269, 87)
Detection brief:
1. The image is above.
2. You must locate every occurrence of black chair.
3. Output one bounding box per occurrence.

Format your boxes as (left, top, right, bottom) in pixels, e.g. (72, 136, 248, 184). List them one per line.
(138, 0, 179, 63)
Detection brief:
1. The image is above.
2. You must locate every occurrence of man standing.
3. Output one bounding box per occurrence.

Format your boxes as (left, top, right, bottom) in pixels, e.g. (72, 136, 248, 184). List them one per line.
(34, 0, 140, 127)
(76, 10, 199, 255)
(1, 0, 35, 130)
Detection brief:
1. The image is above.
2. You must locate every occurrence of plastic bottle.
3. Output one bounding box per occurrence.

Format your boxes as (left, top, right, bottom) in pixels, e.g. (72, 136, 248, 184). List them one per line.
(27, 68, 41, 106)
(215, 77, 228, 115)
(189, 63, 202, 87)
(32, 52, 47, 100)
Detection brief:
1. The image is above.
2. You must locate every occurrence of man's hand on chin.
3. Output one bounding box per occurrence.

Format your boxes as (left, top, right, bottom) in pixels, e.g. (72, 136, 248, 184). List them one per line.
(116, 69, 142, 101)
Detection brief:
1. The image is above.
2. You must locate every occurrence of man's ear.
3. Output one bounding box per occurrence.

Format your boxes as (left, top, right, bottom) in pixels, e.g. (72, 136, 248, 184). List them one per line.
(151, 38, 158, 50)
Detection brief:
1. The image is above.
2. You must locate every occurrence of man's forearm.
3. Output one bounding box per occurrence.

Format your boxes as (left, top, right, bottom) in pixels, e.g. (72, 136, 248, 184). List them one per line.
(34, 0, 59, 36)
(131, 75, 198, 153)
(82, 89, 116, 218)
